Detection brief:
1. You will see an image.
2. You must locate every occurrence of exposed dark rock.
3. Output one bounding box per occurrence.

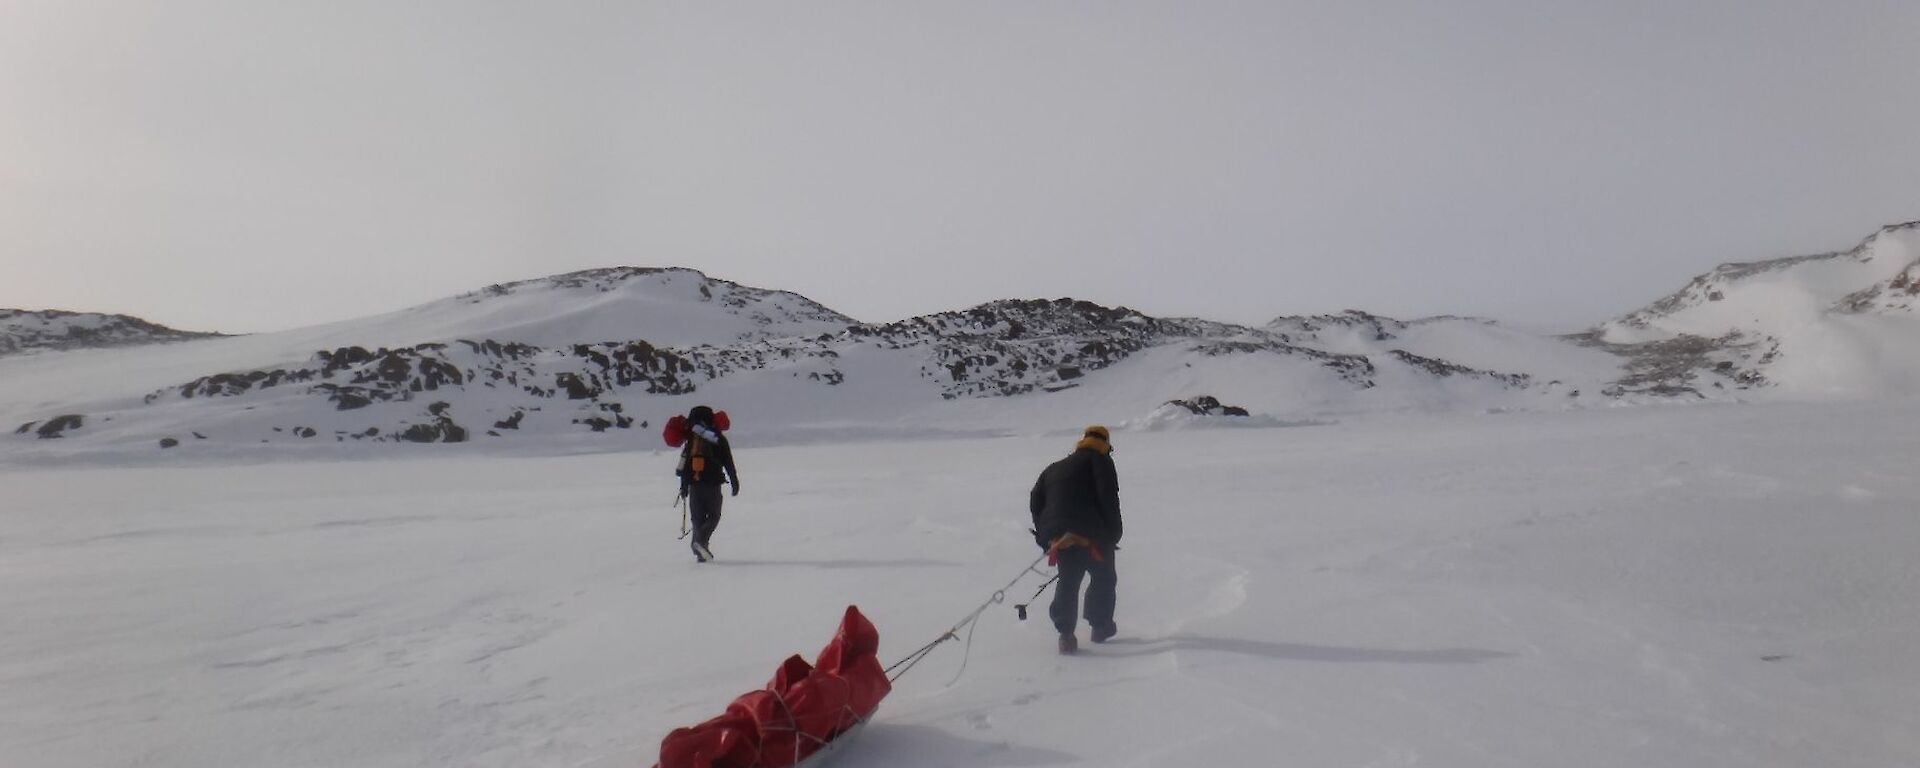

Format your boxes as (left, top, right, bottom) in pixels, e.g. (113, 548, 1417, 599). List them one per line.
(14, 421, 33, 435)
(316, 385, 377, 411)
(575, 417, 613, 432)
(396, 405, 467, 443)
(1388, 350, 1531, 388)
(159, 437, 179, 448)
(399, 420, 468, 443)
(493, 411, 525, 430)
(1166, 396, 1250, 417)
(1572, 331, 1772, 397)
(556, 372, 596, 400)
(36, 414, 84, 439)
(317, 346, 377, 377)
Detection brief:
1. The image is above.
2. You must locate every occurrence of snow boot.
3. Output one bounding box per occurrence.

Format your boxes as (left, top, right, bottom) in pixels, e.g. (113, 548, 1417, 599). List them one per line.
(692, 541, 713, 562)
(1091, 624, 1117, 644)
(1058, 632, 1078, 655)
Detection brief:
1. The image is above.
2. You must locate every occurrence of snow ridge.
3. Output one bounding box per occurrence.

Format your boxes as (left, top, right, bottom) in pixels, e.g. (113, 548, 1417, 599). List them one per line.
(1587, 220, 1920, 397)
(0, 309, 223, 357)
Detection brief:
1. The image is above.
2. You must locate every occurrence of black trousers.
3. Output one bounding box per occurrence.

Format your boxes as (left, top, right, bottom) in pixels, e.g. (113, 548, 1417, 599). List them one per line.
(1050, 545, 1117, 635)
(688, 484, 724, 548)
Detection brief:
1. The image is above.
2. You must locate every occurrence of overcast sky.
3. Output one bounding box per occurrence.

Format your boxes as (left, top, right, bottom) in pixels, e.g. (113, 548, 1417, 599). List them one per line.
(3, 1, 1917, 334)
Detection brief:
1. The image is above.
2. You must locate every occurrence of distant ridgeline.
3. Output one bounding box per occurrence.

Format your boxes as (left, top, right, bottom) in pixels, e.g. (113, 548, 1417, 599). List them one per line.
(0, 309, 224, 357)
(5, 219, 1918, 452)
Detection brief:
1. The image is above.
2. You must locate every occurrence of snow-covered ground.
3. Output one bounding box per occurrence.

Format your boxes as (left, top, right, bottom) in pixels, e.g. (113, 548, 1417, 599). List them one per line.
(5, 398, 1917, 767)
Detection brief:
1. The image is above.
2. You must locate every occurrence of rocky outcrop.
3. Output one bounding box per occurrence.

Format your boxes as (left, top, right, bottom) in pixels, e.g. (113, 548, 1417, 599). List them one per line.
(29, 414, 85, 439)
(398, 402, 468, 443)
(1190, 338, 1377, 387)
(1265, 310, 1407, 342)
(1387, 350, 1533, 388)
(1165, 396, 1250, 417)
(1570, 331, 1774, 398)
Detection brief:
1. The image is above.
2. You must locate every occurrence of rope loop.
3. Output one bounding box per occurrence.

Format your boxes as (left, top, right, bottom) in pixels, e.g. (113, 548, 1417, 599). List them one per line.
(883, 551, 1052, 687)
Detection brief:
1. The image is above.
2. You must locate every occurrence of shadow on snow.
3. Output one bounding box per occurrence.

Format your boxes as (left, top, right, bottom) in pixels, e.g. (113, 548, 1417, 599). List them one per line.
(1088, 634, 1514, 664)
(707, 558, 966, 570)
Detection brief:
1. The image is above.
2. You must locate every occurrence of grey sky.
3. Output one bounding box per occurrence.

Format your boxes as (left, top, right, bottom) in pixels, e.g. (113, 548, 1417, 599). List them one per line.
(3, 1, 1917, 335)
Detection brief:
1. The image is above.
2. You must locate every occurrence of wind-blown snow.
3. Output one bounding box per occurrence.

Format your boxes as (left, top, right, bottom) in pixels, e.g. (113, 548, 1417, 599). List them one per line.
(4, 400, 1917, 767)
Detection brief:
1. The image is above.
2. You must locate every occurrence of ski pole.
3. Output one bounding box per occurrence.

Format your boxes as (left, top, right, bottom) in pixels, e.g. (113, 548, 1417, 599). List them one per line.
(674, 490, 690, 539)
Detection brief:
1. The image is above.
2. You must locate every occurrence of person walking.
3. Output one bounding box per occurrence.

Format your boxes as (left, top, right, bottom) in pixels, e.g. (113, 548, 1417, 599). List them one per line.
(1029, 425, 1122, 654)
(676, 405, 739, 562)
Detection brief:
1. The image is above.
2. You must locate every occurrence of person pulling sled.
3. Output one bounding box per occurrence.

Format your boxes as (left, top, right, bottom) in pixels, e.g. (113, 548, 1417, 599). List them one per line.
(1030, 425, 1123, 654)
(665, 405, 740, 562)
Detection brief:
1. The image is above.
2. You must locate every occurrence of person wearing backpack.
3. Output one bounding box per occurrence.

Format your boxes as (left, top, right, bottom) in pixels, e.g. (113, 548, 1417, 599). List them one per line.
(674, 405, 739, 562)
(1029, 425, 1123, 654)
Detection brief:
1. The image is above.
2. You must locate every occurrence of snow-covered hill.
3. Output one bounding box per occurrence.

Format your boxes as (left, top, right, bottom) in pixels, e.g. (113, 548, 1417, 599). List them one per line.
(367, 267, 857, 349)
(0, 309, 223, 357)
(1, 283, 1602, 457)
(8, 217, 1920, 459)
(1588, 220, 1920, 397)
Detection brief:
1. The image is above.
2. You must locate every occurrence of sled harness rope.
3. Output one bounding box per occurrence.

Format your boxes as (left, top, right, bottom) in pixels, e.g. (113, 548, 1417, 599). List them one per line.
(752, 685, 869, 768)
(884, 551, 1052, 686)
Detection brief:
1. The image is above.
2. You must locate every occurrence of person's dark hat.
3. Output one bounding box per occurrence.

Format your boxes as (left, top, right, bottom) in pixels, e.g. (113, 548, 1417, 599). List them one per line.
(688, 405, 715, 425)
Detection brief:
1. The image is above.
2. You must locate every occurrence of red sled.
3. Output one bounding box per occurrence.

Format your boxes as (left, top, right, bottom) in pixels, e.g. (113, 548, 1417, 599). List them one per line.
(655, 605, 889, 768)
(662, 411, 730, 448)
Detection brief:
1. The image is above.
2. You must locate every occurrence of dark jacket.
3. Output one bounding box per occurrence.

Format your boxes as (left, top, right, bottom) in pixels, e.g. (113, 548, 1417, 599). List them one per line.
(677, 434, 738, 488)
(1030, 447, 1122, 548)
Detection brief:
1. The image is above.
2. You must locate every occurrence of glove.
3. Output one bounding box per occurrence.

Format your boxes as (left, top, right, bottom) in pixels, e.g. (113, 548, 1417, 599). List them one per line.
(730, 479, 740, 497)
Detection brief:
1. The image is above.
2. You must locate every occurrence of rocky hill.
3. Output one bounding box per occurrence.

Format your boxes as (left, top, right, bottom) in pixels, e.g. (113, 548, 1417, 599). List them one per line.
(1583, 220, 1920, 397)
(8, 219, 1919, 456)
(0, 310, 223, 357)
(1, 280, 1576, 452)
